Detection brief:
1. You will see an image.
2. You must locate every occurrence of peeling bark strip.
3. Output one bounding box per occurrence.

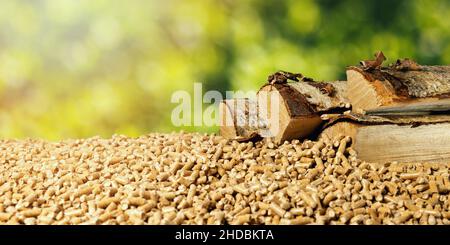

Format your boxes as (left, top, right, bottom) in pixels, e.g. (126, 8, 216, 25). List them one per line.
(360, 51, 386, 71)
(347, 59, 450, 111)
(365, 100, 450, 116)
(321, 112, 450, 129)
(267, 70, 306, 85)
(319, 111, 450, 164)
(257, 80, 348, 143)
(271, 83, 315, 117)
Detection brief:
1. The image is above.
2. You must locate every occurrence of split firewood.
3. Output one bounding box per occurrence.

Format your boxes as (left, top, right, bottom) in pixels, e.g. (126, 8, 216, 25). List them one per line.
(319, 112, 450, 163)
(221, 54, 450, 151)
(219, 98, 266, 141)
(257, 74, 348, 143)
(347, 55, 450, 112)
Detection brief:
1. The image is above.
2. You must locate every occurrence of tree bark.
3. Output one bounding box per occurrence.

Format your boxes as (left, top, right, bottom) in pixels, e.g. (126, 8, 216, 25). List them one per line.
(257, 80, 348, 143)
(319, 113, 450, 163)
(347, 62, 450, 112)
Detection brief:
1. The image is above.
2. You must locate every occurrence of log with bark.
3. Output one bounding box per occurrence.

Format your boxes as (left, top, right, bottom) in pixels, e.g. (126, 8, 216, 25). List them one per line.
(319, 112, 450, 163)
(219, 71, 349, 143)
(347, 57, 450, 112)
(258, 79, 348, 143)
(322, 53, 450, 163)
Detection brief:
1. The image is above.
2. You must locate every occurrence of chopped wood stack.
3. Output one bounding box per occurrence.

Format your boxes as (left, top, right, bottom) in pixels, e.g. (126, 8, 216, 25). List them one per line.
(220, 52, 450, 163)
(219, 71, 349, 143)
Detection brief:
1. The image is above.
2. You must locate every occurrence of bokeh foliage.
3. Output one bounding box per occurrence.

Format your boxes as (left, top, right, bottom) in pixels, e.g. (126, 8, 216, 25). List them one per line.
(0, 0, 449, 139)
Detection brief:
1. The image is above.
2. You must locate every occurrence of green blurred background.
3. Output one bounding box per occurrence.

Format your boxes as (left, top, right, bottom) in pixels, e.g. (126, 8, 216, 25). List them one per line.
(0, 0, 449, 139)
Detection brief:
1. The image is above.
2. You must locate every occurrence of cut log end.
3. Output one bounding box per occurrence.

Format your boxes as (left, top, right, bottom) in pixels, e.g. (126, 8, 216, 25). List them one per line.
(219, 99, 261, 141)
(347, 64, 450, 112)
(320, 119, 450, 164)
(258, 84, 319, 144)
(346, 68, 391, 111)
(219, 100, 239, 140)
(258, 81, 347, 144)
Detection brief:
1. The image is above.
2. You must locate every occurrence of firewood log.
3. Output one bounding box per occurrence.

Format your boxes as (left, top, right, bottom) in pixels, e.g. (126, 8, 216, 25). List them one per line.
(347, 58, 450, 112)
(257, 80, 348, 143)
(319, 112, 450, 163)
(219, 98, 265, 141)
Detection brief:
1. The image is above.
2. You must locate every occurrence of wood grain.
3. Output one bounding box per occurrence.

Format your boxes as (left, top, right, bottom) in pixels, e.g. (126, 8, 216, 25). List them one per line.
(347, 64, 450, 111)
(321, 121, 450, 163)
(355, 123, 450, 163)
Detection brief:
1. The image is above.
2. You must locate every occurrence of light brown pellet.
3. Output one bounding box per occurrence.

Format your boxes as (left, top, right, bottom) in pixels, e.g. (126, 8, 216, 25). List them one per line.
(97, 197, 120, 209)
(128, 197, 146, 206)
(299, 191, 317, 209)
(0, 212, 12, 222)
(269, 203, 286, 217)
(22, 208, 42, 218)
(400, 173, 421, 180)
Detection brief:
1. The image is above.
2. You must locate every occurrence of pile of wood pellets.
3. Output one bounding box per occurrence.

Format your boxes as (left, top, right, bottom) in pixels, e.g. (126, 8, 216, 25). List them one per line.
(0, 133, 449, 225)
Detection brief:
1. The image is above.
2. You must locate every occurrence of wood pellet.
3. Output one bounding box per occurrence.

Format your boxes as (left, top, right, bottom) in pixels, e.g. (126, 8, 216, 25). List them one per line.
(0, 133, 449, 224)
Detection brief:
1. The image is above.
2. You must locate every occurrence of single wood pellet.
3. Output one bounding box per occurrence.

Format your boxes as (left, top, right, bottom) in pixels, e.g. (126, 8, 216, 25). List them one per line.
(0, 133, 449, 225)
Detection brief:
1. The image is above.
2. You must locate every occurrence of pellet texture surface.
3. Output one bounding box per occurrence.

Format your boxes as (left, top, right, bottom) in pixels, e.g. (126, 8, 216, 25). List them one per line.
(0, 133, 449, 225)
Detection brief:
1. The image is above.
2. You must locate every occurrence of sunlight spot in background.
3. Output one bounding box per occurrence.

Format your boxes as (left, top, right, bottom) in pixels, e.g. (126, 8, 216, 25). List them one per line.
(90, 17, 123, 50)
(62, 43, 89, 71)
(287, 0, 320, 34)
(0, 52, 33, 88)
